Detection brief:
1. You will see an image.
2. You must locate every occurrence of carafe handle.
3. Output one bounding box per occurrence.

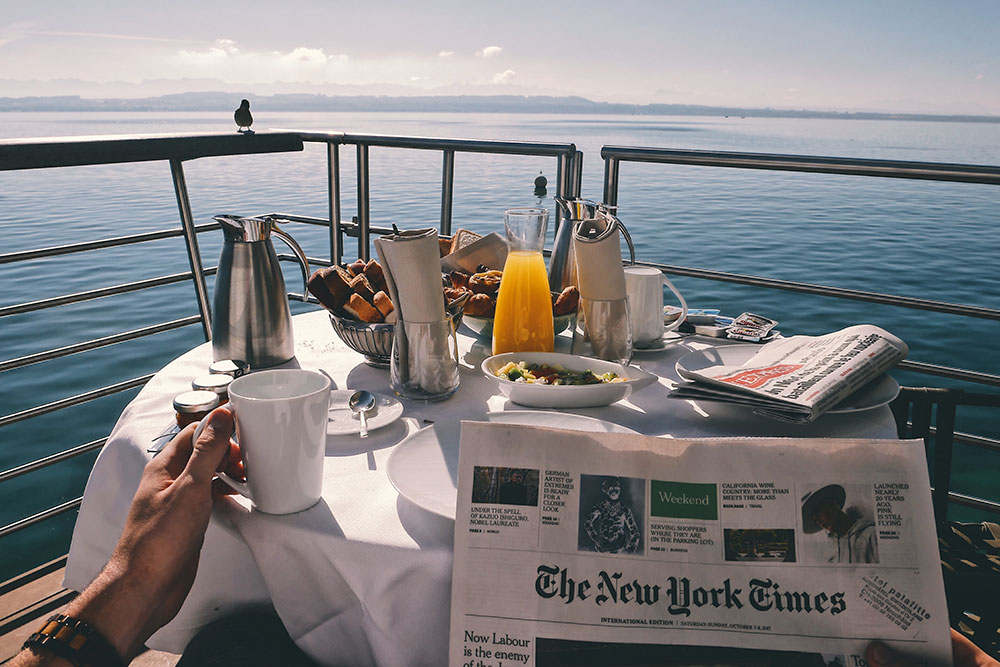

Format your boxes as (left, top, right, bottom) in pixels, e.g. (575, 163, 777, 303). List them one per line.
(269, 219, 310, 300)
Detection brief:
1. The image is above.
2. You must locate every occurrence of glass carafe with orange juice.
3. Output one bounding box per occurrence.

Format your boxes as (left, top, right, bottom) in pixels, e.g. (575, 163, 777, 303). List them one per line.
(493, 208, 554, 354)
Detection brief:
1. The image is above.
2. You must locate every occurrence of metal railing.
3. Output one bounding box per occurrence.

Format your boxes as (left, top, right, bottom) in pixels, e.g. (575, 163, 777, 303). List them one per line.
(281, 131, 581, 264)
(1, 133, 999, 554)
(601, 145, 1000, 514)
(0, 131, 578, 542)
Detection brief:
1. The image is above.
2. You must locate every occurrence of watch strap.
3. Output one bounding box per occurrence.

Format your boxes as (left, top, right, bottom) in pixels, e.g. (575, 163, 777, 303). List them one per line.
(22, 613, 126, 667)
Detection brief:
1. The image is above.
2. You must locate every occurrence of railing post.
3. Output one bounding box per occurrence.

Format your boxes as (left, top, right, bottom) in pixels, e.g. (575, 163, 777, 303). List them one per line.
(603, 156, 620, 208)
(571, 149, 584, 199)
(356, 143, 370, 261)
(328, 142, 342, 267)
(169, 158, 212, 340)
(441, 149, 455, 236)
(555, 151, 572, 240)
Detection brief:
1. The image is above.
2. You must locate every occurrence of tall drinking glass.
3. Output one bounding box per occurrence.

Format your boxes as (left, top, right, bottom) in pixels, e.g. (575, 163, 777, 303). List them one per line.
(493, 208, 554, 354)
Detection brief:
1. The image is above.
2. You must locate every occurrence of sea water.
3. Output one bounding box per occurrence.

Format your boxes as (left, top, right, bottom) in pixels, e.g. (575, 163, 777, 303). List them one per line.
(1, 111, 999, 580)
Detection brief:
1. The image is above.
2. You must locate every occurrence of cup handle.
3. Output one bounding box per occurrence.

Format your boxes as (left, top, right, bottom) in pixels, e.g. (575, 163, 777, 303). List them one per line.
(661, 274, 688, 332)
(192, 410, 253, 502)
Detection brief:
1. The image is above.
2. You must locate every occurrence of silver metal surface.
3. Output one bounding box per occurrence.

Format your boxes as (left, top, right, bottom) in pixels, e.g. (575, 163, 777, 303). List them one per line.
(328, 142, 343, 267)
(349, 390, 376, 438)
(210, 215, 309, 368)
(0, 498, 83, 539)
(441, 149, 455, 235)
(171, 158, 213, 341)
(0, 316, 202, 373)
(0, 439, 105, 484)
(357, 143, 371, 261)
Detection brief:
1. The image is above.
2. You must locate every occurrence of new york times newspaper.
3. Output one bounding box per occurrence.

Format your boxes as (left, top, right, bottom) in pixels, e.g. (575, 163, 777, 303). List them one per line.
(448, 423, 951, 666)
(669, 325, 908, 423)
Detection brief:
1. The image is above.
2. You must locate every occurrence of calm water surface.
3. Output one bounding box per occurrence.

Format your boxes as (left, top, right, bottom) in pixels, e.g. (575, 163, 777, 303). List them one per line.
(1, 111, 998, 579)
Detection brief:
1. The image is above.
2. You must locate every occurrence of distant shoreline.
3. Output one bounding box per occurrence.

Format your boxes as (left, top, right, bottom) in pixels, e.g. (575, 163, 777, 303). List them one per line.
(1, 92, 998, 123)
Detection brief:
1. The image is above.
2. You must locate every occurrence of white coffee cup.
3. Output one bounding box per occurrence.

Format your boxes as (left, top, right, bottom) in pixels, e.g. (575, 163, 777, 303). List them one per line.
(197, 369, 331, 514)
(624, 267, 688, 346)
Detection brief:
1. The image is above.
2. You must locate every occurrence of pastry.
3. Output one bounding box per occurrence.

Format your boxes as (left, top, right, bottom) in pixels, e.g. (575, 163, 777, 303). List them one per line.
(468, 270, 502, 296)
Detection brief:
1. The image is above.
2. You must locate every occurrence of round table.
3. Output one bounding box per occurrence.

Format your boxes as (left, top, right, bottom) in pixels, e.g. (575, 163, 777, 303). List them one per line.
(64, 310, 898, 667)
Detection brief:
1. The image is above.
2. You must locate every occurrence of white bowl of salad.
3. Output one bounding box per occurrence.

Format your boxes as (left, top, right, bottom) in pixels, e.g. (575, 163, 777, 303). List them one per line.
(481, 352, 658, 408)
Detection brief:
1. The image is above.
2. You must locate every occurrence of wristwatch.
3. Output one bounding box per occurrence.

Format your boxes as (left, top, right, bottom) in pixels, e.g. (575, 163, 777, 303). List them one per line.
(22, 613, 126, 667)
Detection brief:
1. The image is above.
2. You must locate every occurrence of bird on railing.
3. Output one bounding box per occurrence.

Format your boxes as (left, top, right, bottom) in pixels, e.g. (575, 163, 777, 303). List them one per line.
(234, 99, 254, 134)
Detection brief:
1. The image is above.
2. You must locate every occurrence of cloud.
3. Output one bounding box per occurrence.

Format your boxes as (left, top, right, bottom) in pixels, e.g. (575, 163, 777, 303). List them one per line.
(176, 39, 350, 78)
(438, 50, 455, 57)
(477, 45, 502, 58)
(492, 69, 516, 84)
(976, 73, 984, 80)
(279, 46, 335, 65)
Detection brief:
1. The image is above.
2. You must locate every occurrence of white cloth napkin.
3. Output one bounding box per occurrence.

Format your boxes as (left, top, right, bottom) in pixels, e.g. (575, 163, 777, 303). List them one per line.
(573, 219, 627, 300)
(375, 228, 456, 395)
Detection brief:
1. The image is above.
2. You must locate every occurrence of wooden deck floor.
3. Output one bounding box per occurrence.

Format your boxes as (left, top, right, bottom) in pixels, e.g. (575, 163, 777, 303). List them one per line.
(0, 558, 178, 665)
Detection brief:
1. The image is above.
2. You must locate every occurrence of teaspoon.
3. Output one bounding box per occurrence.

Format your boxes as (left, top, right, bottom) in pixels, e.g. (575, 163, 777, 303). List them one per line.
(349, 390, 376, 438)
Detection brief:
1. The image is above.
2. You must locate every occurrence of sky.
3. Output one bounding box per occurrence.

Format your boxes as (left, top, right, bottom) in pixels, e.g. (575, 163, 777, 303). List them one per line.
(1, 0, 998, 114)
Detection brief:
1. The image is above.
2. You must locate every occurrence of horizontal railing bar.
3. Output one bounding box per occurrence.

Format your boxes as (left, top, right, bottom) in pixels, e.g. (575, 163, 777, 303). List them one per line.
(635, 260, 1000, 321)
(601, 146, 1000, 185)
(0, 224, 217, 266)
(895, 360, 1000, 388)
(0, 316, 203, 374)
(0, 267, 217, 318)
(949, 431, 1000, 453)
(286, 131, 577, 158)
(0, 498, 82, 539)
(0, 132, 304, 171)
(947, 491, 1000, 515)
(0, 439, 106, 484)
(0, 375, 153, 429)
(269, 213, 399, 238)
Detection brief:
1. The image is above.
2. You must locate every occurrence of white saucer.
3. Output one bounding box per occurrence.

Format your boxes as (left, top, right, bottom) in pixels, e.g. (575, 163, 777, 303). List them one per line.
(632, 331, 686, 353)
(327, 390, 403, 435)
(386, 411, 636, 519)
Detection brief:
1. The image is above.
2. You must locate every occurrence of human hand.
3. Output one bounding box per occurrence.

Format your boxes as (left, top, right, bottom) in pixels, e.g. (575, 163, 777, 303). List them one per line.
(867, 629, 999, 667)
(65, 406, 241, 660)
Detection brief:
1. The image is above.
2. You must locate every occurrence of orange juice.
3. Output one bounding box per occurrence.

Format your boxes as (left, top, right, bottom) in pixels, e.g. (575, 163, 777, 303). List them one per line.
(492, 250, 554, 354)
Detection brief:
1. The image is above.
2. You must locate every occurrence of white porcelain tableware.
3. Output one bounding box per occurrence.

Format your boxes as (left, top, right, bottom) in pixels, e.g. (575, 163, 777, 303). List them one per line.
(327, 390, 403, 435)
(481, 351, 657, 408)
(624, 266, 688, 347)
(386, 411, 637, 519)
(675, 345, 900, 413)
(205, 369, 331, 514)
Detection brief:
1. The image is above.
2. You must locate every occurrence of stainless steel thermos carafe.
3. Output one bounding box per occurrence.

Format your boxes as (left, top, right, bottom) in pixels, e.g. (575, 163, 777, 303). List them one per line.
(211, 214, 309, 368)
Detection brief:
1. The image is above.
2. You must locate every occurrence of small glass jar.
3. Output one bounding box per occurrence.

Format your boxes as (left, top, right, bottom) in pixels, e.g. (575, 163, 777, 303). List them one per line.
(173, 390, 220, 427)
(192, 374, 232, 405)
(209, 359, 250, 378)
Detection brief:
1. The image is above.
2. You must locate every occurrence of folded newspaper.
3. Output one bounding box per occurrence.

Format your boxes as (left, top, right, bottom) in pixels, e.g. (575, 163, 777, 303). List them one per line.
(670, 325, 908, 423)
(449, 422, 952, 666)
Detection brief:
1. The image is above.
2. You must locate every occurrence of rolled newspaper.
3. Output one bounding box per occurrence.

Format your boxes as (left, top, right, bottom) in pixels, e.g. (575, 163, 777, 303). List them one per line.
(375, 229, 455, 396)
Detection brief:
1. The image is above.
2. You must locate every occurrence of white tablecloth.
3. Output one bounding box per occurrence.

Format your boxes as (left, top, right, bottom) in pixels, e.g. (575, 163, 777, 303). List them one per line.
(64, 310, 897, 666)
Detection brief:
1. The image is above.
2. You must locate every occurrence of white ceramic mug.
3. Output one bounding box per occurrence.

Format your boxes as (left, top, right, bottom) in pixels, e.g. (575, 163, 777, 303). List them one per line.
(624, 267, 688, 346)
(196, 369, 331, 514)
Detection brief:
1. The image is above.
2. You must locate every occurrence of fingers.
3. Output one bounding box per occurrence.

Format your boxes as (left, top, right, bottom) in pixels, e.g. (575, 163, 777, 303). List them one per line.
(156, 423, 197, 478)
(185, 407, 235, 484)
(866, 642, 917, 667)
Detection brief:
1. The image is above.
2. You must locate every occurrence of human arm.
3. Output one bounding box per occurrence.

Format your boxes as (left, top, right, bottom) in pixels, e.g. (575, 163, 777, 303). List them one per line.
(12, 407, 240, 666)
(867, 629, 999, 667)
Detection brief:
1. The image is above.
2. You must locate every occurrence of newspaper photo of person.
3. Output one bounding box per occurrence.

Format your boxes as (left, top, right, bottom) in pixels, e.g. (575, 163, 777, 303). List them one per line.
(577, 475, 644, 555)
(471, 466, 539, 507)
(801, 483, 879, 564)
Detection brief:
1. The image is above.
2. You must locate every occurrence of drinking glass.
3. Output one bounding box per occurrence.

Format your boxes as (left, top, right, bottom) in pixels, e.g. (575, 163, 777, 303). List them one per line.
(391, 318, 460, 401)
(570, 296, 633, 365)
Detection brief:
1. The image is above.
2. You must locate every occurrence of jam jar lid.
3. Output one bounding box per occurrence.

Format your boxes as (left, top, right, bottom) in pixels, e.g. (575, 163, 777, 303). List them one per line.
(209, 359, 250, 378)
(172, 390, 220, 414)
(192, 374, 233, 396)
